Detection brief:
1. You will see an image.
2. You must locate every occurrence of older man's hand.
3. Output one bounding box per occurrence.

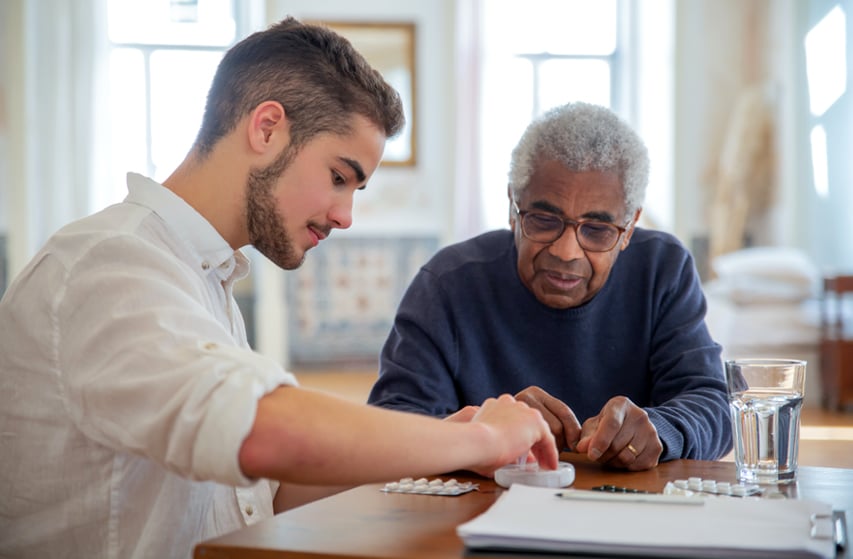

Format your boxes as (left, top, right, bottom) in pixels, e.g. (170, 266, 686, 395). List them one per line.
(574, 396, 663, 470)
(514, 385, 583, 452)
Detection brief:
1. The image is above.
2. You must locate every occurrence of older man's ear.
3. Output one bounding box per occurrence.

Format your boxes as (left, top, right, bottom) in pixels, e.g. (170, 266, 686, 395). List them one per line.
(506, 184, 517, 227)
(620, 207, 643, 250)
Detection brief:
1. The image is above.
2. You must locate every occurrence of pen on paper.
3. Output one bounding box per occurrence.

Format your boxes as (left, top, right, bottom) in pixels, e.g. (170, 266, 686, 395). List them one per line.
(554, 490, 705, 506)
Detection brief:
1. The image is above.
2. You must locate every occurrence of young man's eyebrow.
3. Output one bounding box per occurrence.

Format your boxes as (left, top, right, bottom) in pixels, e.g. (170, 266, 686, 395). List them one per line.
(339, 157, 366, 183)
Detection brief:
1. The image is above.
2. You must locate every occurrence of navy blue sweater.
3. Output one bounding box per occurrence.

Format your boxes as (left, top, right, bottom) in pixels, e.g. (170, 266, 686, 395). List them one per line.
(369, 228, 732, 461)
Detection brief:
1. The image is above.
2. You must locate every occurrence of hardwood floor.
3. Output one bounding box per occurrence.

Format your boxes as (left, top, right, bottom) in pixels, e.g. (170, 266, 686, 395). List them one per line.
(294, 368, 853, 469)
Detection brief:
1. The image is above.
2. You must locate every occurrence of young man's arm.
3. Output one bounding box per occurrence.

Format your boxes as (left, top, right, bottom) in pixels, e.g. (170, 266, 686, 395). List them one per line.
(240, 386, 558, 486)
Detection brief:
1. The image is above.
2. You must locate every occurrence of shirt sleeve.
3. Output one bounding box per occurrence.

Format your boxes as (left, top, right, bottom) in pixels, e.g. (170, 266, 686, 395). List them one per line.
(644, 249, 733, 461)
(368, 267, 462, 417)
(56, 235, 296, 486)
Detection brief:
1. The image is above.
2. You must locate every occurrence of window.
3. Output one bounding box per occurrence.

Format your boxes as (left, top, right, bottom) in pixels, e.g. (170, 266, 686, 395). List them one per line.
(804, 4, 846, 199)
(478, 0, 621, 232)
(103, 0, 243, 205)
(104, 0, 262, 346)
(801, 2, 851, 268)
(475, 1, 675, 234)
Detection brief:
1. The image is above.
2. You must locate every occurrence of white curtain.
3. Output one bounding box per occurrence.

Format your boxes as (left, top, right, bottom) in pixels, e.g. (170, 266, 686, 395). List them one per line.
(2, 0, 110, 279)
(452, 0, 486, 241)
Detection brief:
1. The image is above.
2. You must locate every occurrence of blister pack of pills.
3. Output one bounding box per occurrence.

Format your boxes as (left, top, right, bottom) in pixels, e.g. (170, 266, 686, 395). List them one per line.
(663, 477, 763, 497)
(381, 477, 479, 496)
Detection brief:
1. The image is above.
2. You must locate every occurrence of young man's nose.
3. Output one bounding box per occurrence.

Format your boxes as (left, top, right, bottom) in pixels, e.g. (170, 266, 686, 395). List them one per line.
(328, 196, 354, 229)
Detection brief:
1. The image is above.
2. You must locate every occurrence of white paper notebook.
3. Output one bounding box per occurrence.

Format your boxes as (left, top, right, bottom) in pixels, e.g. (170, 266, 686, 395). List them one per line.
(457, 485, 837, 558)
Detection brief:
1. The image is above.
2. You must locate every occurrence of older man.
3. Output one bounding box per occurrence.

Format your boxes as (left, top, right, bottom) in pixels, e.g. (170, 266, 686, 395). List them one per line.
(369, 102, 732, 470)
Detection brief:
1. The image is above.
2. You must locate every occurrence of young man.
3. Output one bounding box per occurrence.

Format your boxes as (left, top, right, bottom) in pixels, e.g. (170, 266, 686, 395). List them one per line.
(0, 18, 557, 558)
(369, 102, 732, 471)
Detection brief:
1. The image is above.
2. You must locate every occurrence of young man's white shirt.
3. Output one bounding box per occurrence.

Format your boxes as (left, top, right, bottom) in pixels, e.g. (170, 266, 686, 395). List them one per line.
(0, 173, 296, 558)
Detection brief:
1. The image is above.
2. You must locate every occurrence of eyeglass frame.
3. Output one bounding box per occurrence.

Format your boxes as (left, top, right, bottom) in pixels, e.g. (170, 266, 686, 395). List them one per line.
(511, 200, 632, 252)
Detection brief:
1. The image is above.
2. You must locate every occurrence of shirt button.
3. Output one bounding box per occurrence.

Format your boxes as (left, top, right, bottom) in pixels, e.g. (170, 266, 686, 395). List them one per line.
(245, 505, 254, 515)
(201, 262, 210, 270)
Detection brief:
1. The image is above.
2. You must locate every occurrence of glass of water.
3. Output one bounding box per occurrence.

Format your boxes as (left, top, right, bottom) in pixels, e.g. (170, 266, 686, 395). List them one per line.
(725, 358, 806, 484)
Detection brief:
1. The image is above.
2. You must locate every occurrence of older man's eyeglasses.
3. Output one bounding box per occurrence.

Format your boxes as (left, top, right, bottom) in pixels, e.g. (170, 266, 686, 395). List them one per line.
(512, 201, 629, 252)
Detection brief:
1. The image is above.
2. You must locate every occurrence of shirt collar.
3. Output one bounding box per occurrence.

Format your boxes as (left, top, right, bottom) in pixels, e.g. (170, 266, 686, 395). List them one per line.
(124, 172, 249, 281)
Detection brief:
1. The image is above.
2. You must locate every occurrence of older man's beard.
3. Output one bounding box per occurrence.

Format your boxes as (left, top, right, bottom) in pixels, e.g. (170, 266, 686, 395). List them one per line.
(246, 145, 304, 270)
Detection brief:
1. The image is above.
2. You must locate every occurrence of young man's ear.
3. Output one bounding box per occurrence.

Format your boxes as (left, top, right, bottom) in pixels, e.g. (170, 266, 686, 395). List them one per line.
(247, 101, 289, 157)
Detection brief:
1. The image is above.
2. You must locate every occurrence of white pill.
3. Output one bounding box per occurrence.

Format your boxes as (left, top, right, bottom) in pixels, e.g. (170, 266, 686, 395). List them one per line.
(763, 489, 787, 499)
(731, 485, 748, 496)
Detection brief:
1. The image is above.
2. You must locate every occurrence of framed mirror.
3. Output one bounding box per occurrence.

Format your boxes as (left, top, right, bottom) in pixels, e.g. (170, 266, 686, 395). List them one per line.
(319, 21, 417, 166)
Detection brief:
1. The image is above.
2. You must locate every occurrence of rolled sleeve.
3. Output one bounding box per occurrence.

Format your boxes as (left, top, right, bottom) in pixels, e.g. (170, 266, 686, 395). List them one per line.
(190, 342, 296, 485)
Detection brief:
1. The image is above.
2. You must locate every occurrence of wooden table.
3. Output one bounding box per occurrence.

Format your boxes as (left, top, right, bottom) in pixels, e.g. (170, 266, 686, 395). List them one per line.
(195, 454, 852, 558)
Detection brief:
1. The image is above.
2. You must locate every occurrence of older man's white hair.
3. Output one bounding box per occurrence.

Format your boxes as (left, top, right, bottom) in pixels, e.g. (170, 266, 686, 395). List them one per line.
(508, 102, 650, 217)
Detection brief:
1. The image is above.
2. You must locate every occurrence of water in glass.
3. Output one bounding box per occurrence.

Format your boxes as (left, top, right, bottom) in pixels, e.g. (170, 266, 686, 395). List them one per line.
(729, 388, 803, 484)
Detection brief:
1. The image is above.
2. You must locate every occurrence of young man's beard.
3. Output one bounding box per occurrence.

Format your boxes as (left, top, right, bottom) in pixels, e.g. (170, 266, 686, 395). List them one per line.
(245, 144, 304, 270)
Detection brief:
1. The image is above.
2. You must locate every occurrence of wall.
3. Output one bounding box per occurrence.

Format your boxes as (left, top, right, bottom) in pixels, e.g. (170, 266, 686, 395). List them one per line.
(0, 0, 9, 296)
(796, 0, 853, 273)
(0, 2, 7, 235)
(673, 0, 853, 273)
(673, 0, 777, 267)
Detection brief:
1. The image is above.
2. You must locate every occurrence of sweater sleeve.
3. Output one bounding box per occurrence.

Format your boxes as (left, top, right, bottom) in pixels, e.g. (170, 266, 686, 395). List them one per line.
(644, 250, 733, 461)
(368, 267, 462, 416)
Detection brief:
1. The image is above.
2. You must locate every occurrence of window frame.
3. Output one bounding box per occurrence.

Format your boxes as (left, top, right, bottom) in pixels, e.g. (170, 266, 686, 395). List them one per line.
(104, 1, 253, 198)
(476, 0, 628, 233)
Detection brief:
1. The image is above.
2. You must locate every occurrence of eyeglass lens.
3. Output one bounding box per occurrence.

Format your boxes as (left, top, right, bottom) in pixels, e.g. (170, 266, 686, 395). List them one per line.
(522, 213, 620, 251)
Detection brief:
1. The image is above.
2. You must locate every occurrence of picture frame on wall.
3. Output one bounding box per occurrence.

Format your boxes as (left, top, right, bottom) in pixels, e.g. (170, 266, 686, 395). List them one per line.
(317, 21, 417, 167)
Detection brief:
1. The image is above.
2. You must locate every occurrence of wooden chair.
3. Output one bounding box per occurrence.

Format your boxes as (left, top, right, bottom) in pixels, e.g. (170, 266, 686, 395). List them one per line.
(820, 275, 853, 411)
